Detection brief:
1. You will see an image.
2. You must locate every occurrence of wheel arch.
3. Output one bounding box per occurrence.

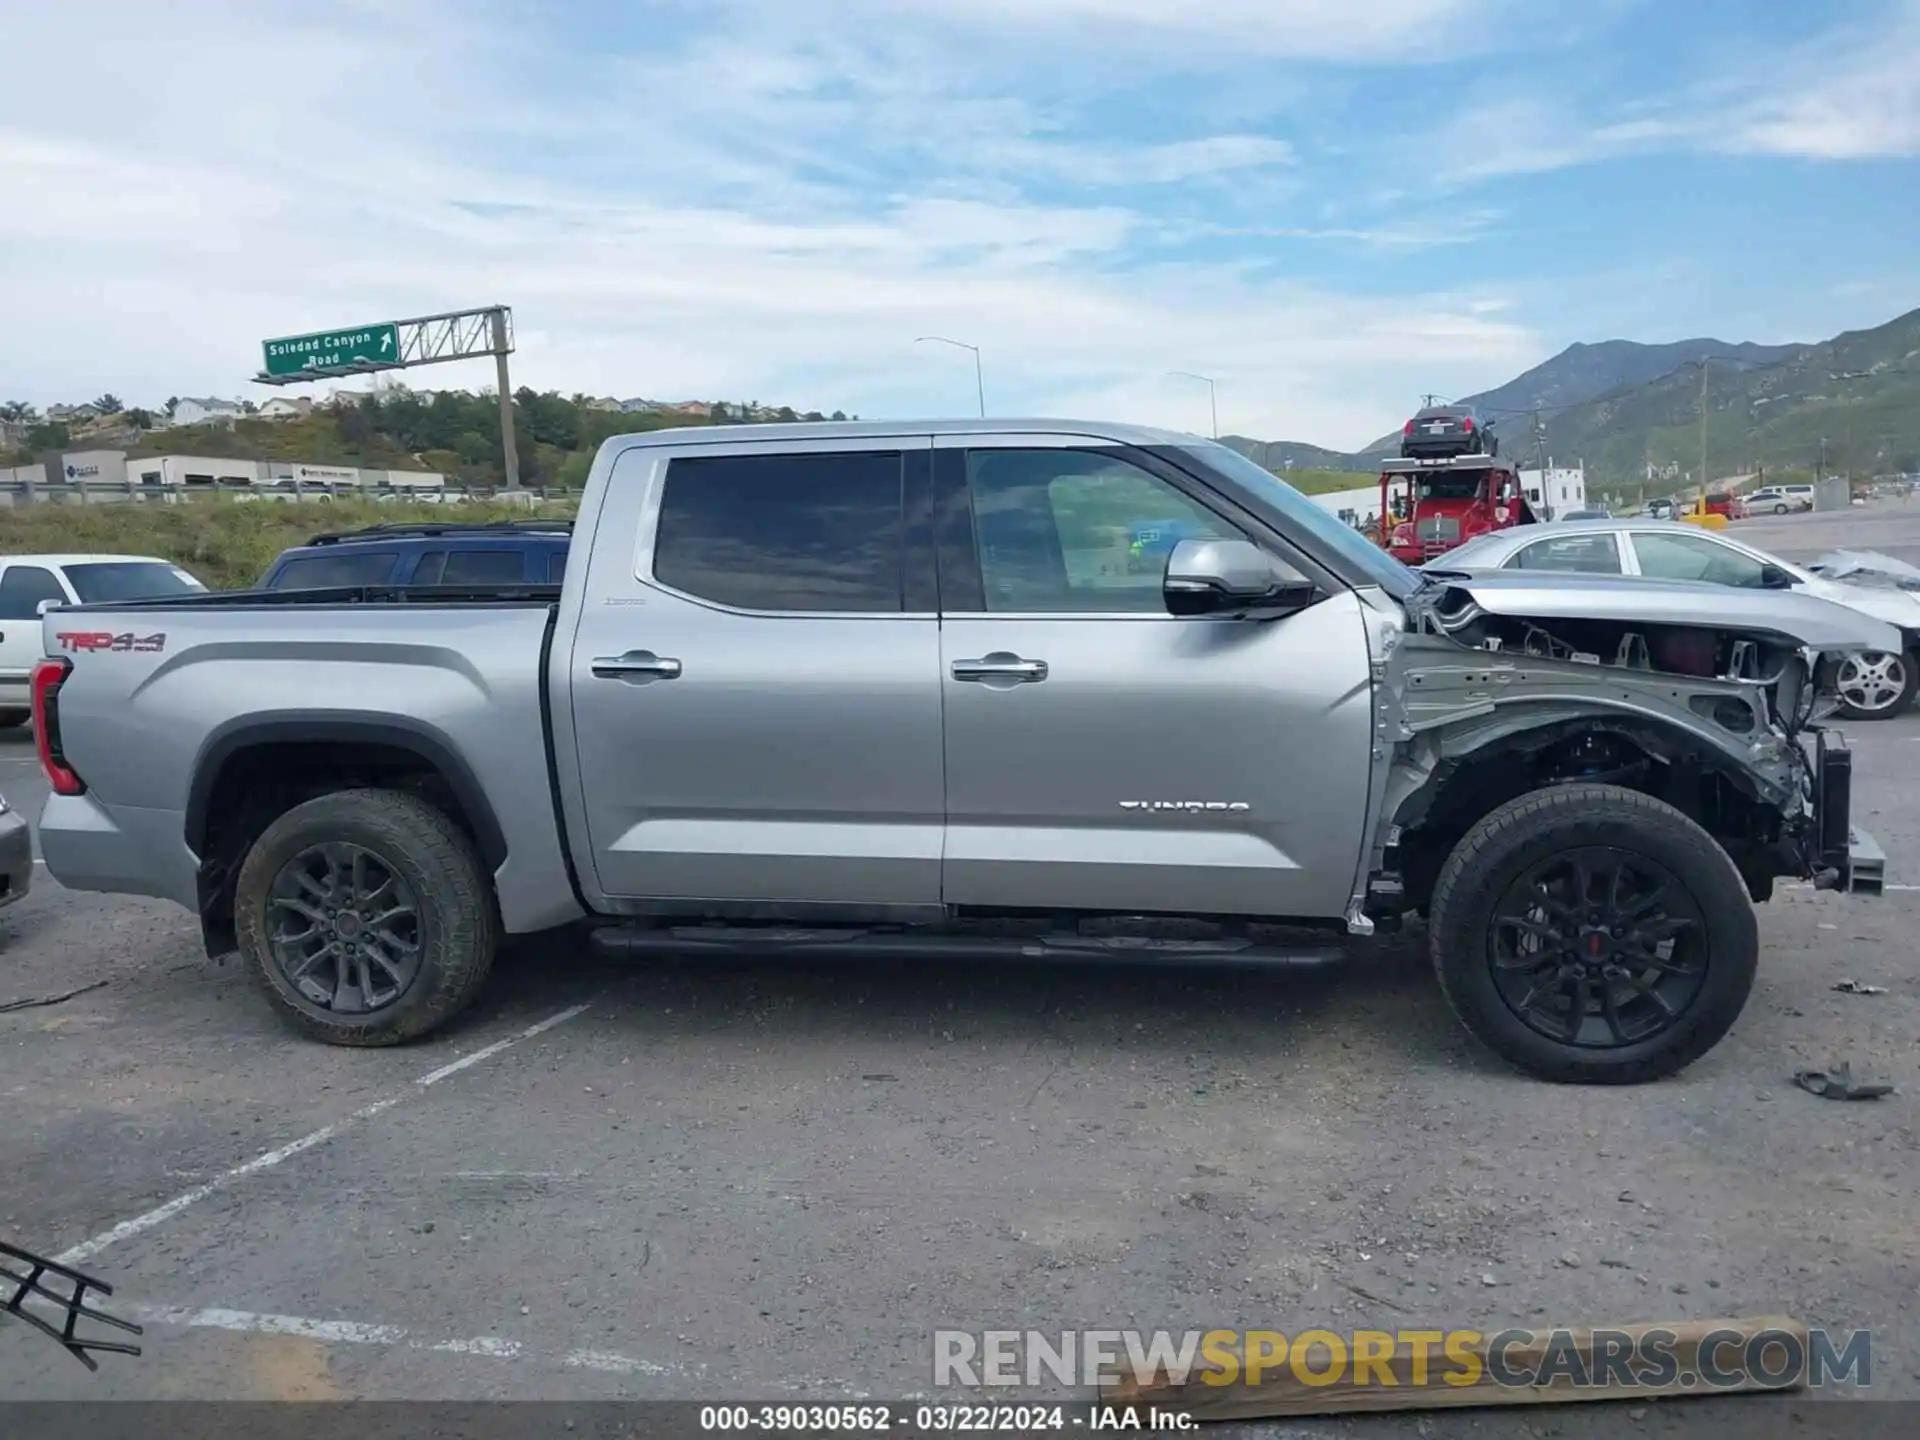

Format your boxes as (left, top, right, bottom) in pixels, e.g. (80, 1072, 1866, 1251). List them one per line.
(187, 714, 507, 957)
(1386, 712, 1799, 913)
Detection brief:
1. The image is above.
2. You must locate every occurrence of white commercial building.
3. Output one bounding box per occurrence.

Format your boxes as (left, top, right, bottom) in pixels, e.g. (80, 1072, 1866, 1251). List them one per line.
(1308, 483, 1387, 528)
(58, 449, 130, 486)
(1518, 464, 1587, 517)
(127, 454, 264, 487)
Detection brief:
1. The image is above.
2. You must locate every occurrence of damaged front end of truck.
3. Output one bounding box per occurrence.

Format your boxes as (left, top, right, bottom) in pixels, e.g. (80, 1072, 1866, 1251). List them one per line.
(1350, 571, 1893, 932)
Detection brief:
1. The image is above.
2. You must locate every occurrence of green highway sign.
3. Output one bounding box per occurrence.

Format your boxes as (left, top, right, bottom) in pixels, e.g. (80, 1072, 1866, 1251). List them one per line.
(262, 322, 402, 378)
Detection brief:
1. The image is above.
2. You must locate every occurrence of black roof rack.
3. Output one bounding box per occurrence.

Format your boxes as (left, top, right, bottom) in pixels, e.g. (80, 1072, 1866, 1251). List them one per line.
(304, 520, 575, 547)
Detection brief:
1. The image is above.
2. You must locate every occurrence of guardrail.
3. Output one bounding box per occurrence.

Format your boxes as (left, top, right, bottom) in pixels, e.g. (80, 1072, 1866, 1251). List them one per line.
(0, 480, 564, 508)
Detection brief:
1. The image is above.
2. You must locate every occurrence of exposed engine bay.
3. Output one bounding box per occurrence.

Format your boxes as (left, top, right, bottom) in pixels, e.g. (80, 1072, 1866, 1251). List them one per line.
(1346, 578, 1885, 929)
(1420, 587, 1830, 737)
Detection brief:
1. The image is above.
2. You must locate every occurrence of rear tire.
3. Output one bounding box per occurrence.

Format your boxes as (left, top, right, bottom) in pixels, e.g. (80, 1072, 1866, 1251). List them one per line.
(234, 788, 498, 1046)
(1834, 650, 1919, 720)
(1429, 784, 1758, 1084)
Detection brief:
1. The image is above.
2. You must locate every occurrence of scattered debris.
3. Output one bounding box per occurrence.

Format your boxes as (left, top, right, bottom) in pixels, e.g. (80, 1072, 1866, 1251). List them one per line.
(1831, 980, 1889, 995)
(860, 1073, 898, 1082)
(0, 980, 109, 1015)
(1793, 1062, 1894, 1101)
(1342, 1281, 1402, 1313)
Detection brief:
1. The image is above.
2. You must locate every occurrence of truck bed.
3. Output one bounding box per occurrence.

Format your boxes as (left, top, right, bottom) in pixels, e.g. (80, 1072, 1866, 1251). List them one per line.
(35, 590, 582, 937)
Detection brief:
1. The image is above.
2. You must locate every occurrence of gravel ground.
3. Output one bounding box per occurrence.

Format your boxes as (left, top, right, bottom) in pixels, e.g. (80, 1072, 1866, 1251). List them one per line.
(3, 502, 1918, 1436)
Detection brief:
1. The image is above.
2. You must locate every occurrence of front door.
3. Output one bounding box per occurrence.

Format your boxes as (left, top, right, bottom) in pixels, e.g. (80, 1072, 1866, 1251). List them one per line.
(934, 436, 1375, 919)
(567, 438, 944, 909)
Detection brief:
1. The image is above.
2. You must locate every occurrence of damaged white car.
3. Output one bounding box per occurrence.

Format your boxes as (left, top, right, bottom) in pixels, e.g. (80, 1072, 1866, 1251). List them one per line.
(1430, 519, 1920, 720)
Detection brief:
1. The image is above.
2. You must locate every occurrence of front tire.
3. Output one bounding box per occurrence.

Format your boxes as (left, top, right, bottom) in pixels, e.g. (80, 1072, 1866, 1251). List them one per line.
(234, 788, 499, 1046)
(1429, 784, 1758, 1084)
(1835, 650, 1918, 720)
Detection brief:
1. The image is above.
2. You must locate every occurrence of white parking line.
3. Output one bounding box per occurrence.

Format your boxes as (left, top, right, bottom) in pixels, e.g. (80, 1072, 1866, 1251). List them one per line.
(127, 1302, 682, 1376)
(55, 1001, 594, 1267)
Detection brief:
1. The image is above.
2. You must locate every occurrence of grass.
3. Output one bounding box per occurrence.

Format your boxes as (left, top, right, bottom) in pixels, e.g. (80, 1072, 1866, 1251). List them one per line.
(0, 496, 579, 590)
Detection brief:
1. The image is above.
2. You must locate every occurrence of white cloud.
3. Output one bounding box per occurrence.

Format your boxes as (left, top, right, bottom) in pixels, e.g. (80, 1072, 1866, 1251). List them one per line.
(1719, 5, 1920, 159)
(0, 0, 1545, 448)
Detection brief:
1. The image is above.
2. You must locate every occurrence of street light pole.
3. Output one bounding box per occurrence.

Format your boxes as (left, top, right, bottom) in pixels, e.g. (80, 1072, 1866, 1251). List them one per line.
(916, 336, 985, 417)
(1170, 371, 1220, 438)
(1697, 357, 1709, 500)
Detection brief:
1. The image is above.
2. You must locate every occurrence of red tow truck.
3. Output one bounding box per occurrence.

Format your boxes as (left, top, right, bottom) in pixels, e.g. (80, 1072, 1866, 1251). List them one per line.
(1378, 454, 1541, 564)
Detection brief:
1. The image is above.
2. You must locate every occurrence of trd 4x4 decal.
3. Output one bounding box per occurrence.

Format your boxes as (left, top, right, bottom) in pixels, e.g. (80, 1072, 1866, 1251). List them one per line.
(54, 631, 168, 654)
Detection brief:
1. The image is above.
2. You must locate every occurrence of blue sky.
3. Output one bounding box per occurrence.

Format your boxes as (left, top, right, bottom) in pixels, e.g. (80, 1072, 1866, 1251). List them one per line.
(2, 0, 1915, 448)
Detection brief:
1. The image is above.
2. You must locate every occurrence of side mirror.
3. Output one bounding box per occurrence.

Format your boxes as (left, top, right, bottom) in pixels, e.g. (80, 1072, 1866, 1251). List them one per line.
(1164, 537, 1314, 617)
(1759, 563, 1795, 590)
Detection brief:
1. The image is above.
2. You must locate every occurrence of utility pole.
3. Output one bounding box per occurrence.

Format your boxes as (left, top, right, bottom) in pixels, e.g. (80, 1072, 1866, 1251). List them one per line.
(1170, 372, 1220, 438)
(490, 307, 520, 490)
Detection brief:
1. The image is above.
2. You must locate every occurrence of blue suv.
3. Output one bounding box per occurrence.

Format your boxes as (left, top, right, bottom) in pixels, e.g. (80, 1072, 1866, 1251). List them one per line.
(259, 521, 573, 590)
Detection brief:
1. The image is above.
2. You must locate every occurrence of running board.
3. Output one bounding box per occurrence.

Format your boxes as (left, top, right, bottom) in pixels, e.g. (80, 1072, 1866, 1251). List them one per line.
(587, 924, 1346, 970)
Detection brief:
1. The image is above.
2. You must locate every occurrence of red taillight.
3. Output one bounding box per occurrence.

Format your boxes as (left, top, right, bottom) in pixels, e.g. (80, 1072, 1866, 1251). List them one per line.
(1403, 420, 1414, 435)
(31, 658, 84, 796)
(1461, 415, 1474, 431)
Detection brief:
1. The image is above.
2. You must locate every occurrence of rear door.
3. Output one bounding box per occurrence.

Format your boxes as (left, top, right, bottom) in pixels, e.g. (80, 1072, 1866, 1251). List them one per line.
(566, 437, 944, 910)
(933, 434, 1375, 918)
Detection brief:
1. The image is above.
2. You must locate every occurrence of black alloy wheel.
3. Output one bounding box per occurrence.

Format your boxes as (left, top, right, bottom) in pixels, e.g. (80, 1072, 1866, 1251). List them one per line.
(1488, 847, 1705, 1048)
(265, 841, 423, 1013)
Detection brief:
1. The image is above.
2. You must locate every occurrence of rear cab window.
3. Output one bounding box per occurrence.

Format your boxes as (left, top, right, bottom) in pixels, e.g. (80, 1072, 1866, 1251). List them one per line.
(61, 561, 205, 602)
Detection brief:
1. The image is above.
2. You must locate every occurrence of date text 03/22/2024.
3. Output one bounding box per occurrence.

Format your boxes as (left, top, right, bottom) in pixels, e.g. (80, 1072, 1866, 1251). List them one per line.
(696, 1403, 1192, 1432)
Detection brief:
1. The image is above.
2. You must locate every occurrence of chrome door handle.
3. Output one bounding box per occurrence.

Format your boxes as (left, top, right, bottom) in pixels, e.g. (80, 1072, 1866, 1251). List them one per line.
(951, 653, 1048, 683)
(592, 650, 682, 681)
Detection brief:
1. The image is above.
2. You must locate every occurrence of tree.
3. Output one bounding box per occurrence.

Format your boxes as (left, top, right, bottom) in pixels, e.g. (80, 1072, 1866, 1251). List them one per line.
(26, 421, 71, 450)
(831, 410, 847, 422)
(164, 397, 179, 418)
(0, 401, 34, 423)
(127, 408, 155, 430)
(93, 393, 124, 415)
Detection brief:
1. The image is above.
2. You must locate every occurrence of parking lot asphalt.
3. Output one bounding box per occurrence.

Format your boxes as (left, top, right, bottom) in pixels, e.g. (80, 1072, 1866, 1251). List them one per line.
(3, 504, 1919, 1435)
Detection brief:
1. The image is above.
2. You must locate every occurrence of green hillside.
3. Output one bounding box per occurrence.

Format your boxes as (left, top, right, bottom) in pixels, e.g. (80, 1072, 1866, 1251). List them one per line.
(3, 392, 848, 490)
(1533, 307, 1920, 484)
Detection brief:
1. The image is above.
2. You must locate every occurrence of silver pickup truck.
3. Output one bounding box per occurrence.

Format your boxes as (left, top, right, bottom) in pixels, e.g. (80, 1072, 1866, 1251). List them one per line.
(29, 420, 1892, 1083)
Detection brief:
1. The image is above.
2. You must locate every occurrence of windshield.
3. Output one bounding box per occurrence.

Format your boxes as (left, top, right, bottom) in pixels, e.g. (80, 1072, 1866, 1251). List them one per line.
(1176, 443, 1418, 599)
(63, 562, 206, 602)
(1416, 473, 1485, 501)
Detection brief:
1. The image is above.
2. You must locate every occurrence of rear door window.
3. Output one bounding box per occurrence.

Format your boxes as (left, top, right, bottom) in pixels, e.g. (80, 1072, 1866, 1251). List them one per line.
(268, 552, 402, 589)
(1507, 534, 1623, 573)
(441, 549, 528, 585)
(653, 451, 906, 612)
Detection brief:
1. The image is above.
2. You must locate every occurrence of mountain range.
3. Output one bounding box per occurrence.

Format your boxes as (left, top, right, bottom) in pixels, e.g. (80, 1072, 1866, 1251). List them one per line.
(1225, 304, 1920, 484)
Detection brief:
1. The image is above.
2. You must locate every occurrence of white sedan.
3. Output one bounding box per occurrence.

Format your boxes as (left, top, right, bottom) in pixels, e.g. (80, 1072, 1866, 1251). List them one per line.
(1429, 519, 1920, 719)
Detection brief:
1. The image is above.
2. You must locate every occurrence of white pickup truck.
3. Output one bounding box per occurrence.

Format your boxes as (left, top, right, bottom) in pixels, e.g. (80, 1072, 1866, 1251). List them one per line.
(27, 420, 1891, 1083)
